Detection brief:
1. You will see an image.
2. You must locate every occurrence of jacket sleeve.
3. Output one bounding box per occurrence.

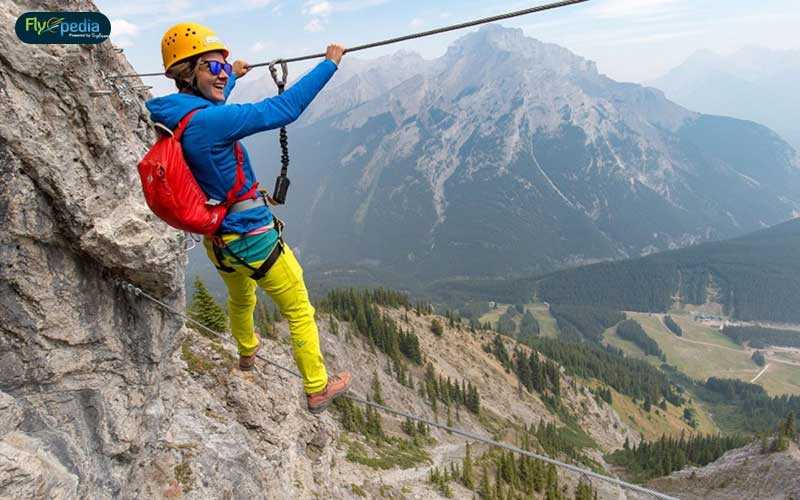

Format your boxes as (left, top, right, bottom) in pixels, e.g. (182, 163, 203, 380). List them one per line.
(223, 73, 238, 101)
(194, 59, 338, 143)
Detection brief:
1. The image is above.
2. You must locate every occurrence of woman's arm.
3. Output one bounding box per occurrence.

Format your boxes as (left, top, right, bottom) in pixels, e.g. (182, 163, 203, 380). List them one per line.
(223, 72, 237, 102)
(222, 60, 252, 102)
(194, 59, 338, 143)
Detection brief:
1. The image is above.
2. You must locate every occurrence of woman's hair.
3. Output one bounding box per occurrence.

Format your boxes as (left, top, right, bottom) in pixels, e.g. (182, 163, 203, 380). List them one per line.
(165, 55, 200, 91)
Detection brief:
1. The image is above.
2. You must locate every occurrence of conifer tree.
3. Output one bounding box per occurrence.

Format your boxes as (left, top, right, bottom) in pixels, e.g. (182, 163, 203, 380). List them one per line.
(271, 303, 282, 322)
(328, 314, 339, 336)
(365, 405, 384, 441)
(575, 479, 594, 500)
(189, 277, 227, 335)
(479, 464, 492, 500)
(431, 318, 444, 337)
(463, 443, 474, 489)
(447, 405, 453, 432)
(254, 297, 276, 339)
(371, 370, 384, 405)
(783, 412, 797, 440)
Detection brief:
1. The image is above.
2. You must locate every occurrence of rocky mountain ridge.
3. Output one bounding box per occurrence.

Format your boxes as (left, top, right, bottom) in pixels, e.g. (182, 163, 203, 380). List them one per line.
(236, 25, 800, 287)
(646, 441, 800, 500)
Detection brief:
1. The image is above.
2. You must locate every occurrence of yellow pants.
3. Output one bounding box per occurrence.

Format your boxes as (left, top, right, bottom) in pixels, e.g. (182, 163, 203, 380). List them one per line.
(203, 236, 328, 394)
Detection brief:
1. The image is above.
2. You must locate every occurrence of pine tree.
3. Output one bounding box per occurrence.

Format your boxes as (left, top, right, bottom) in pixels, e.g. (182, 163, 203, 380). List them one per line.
(328, 314, 339, 336)
(365, 405, 384, 441)
(463, 442, 474, 489)
(575, 479, 593, 500)
(447, 405, 453, 432)
(271, 303, 282, 322)
(479, 463, 492, 500)
(254, 296, 276, 340)
(431, 318, 444, 337)
(783, 412, 797, 440)
(371, 369, 385, 405)
(189, 277, 227, 335)
(402, 417, 416, 436)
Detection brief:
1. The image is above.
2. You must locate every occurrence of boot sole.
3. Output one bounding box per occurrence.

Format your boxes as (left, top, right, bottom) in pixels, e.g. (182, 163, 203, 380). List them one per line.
(307, 387, 350, 414)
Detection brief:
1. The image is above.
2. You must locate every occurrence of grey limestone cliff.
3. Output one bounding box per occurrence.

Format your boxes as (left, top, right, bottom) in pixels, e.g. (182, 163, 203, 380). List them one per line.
(0, 0, 185, 497)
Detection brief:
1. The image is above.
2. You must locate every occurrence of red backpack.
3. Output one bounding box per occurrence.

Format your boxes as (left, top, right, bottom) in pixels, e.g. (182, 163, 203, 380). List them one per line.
(138, 109, 257, 235)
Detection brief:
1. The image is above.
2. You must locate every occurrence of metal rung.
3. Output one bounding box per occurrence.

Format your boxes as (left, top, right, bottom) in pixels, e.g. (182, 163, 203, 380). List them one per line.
(89, 90, 113, 96)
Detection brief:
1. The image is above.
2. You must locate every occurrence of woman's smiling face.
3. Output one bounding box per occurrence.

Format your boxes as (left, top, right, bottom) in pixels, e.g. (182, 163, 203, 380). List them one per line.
(193, 51, 229, 102)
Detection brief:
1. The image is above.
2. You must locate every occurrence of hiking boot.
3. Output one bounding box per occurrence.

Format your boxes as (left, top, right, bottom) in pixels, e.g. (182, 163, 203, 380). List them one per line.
(238, 332, 262, 371)
(306, 370, 352, 414)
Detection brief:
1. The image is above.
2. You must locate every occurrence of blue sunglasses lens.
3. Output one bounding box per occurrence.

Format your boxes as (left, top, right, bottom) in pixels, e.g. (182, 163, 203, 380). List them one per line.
(205, 61, 232, 75)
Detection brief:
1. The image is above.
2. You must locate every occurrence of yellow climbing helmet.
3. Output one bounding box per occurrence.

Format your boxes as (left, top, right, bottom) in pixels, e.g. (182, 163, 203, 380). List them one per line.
(161, 22, 229, 71)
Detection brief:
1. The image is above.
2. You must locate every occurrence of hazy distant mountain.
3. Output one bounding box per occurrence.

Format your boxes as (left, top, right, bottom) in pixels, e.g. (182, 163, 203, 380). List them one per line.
(647, 47, 800, 151)
(529, 218, 800, 323)
(214, 26, 800, 289)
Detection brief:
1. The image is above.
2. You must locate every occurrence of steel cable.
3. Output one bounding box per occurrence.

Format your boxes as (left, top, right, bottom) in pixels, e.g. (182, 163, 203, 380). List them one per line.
(106, 0, 590, 79)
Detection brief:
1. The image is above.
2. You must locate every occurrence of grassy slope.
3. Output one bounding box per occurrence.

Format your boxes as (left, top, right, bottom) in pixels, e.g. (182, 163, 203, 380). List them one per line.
(478, 304, 510, 327)
(527, 303, 560, 339)
(759, 362, 800, 396)
(603, 312, 800, 396)
(604, 312, 759, 383)
(478, 303, 560, 339)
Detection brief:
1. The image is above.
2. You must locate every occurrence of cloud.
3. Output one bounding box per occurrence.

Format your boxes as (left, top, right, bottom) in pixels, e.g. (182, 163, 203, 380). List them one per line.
(111, 19, 139, 37)
(303, 0, 332, 16)
(110, 19, 139, 48)
(301, 0, 389, 32)
(589, 0, 686, 19)
(302, 0, 331, 32)
(336, 0, 388, 12)
(249, 41, 269, 53)
(304, 18, 325, 32)
(409, 17, 424, 28)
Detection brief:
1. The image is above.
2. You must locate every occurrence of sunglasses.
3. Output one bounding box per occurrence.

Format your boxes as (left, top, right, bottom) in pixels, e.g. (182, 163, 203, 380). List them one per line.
(200, 60, 232, 76)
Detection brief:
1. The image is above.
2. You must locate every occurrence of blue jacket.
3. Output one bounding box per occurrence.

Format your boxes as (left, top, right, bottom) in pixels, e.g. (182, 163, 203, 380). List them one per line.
(145, 59, 338, 234)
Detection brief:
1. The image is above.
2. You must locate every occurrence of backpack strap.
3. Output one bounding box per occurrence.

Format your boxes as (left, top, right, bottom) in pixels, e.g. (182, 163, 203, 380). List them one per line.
(173, 109, 259, 209)
(223, 142, 259, 208)
(173, 109, 200, 141)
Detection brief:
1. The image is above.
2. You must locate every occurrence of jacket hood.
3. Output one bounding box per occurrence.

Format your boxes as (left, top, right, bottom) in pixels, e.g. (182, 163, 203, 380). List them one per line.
(145, 93, 214, 130)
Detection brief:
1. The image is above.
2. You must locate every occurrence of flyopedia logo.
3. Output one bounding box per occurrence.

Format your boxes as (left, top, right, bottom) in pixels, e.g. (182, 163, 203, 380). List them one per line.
(16, 12, 110, 44)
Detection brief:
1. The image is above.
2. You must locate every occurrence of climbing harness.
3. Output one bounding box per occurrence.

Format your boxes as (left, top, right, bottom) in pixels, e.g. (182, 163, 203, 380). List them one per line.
(211, 214, 286, 281)
(111, 276, 677, 500)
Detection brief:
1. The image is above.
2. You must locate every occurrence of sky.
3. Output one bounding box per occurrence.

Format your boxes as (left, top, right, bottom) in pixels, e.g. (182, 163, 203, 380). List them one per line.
(98, 0, 800, 97)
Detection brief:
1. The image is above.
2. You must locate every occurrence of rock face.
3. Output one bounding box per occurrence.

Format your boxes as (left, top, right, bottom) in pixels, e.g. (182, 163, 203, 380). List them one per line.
(0, 1, 185, 497)
(645, 441, 800, 500)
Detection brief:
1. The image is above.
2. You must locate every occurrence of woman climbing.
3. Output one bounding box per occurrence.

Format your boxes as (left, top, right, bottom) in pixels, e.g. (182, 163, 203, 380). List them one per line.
(145, 23, 351, 414)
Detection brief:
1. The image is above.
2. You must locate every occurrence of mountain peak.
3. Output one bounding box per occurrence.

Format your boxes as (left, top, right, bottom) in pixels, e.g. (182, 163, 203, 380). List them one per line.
(444, 24, 598, 78)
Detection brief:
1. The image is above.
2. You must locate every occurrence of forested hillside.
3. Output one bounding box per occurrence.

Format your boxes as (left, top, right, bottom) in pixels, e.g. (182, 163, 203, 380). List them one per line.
(529, 218, 800, 322)
(722, 325, 800, 348)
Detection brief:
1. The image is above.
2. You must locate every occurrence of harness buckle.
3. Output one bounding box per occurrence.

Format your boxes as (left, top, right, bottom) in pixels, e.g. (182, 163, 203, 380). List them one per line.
(211, 234, 226, 248)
